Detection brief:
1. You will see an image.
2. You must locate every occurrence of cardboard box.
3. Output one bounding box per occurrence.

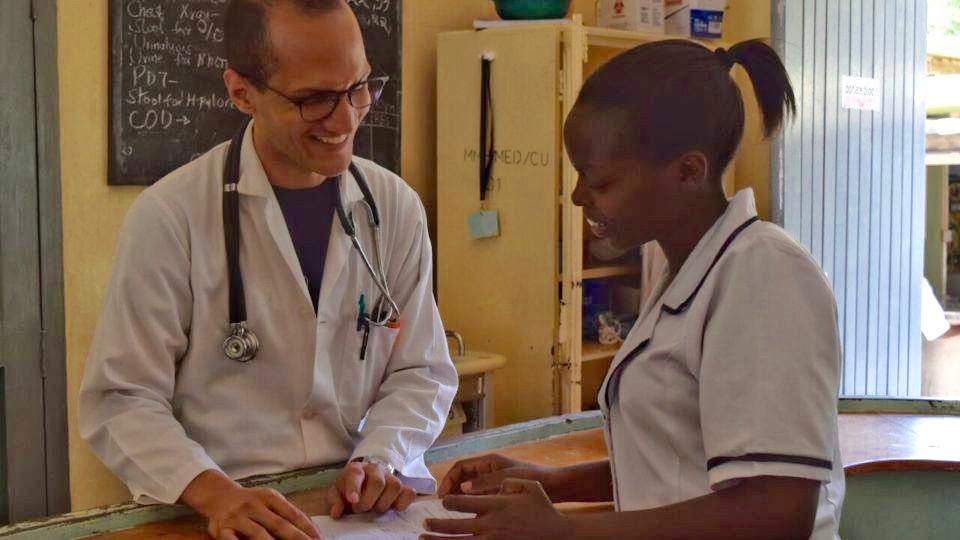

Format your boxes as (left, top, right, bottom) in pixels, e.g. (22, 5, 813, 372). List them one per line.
(664, 0, 726, 39)
(597, 0, 666, 33)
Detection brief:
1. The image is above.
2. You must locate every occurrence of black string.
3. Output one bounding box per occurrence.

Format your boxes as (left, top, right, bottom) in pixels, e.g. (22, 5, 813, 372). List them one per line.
(480, 56, 495, 201)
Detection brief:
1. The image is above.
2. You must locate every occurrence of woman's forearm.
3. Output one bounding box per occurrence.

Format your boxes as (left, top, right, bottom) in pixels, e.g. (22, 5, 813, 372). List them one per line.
(566, 476, 819, 540)
(544, 460, 613, 503)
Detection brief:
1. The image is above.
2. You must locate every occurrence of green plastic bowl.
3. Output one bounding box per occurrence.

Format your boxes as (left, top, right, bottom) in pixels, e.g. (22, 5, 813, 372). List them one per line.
(493, 0, 571, 20)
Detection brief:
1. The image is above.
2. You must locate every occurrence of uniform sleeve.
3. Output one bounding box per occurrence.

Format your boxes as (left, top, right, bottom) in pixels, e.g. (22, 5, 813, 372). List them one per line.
(698, 238, 841, 489)
(349, 190, 458, 494)
(78, 191, 222, 505)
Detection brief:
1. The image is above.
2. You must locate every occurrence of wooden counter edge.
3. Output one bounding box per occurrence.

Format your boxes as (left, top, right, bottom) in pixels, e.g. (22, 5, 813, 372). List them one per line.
(0, 413, 603, 540)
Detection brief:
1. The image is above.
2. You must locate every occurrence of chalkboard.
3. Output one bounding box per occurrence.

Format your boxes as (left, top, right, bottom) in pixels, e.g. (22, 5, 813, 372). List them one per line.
(109, 0, 401, 185)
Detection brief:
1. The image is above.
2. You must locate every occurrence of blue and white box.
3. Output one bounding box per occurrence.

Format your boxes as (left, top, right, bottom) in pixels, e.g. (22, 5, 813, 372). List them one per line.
(665, 1, 726, 39)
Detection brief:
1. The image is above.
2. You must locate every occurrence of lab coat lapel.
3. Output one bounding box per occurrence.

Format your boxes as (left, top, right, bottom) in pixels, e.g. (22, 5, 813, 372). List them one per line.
(236, 119, 311, 307)
(310, 169, 363, 424)
(316, 167, 365, 321)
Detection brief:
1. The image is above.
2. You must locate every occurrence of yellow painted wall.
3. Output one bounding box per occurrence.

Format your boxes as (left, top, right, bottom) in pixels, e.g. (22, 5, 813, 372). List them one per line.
(724, 0, 773, 219)
(59, 0, 143, 510)
(58, 0, 762, 510)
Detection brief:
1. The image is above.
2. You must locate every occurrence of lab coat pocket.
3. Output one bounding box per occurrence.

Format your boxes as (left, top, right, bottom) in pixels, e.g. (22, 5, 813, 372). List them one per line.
(364, 324, 401, 365)
(336, 324, 399, 433)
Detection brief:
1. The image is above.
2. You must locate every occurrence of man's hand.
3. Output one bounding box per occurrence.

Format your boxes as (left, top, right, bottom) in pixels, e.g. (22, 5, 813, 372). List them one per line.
(181, 469, 321, 540)
(325, 461, 417, 519)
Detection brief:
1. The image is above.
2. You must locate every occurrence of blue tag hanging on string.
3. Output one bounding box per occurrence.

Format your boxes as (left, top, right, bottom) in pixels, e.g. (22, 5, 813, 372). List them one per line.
(468, 209, 500, 239)
(469, 51, 500, 240)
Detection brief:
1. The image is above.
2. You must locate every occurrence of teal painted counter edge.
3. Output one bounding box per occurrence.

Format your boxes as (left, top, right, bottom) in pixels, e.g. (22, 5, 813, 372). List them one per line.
(0, 412, 603, 540)
(839, 398, 960, 414)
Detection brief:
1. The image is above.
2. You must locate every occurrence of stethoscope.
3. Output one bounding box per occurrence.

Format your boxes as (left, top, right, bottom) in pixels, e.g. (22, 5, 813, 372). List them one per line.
(222, 117, 400, 363)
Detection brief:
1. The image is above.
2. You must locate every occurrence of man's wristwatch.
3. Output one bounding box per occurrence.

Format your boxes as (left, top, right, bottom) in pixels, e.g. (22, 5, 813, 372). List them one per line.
(350, 456, 396, 476)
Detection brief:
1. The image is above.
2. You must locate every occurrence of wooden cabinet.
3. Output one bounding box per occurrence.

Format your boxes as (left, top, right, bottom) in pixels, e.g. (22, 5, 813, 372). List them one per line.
(437, 16, 729, 424)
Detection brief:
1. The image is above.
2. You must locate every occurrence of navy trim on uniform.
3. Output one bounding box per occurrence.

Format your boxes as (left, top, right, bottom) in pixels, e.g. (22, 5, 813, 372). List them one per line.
(603, 216, 760, 410)
(662, 216, 760, 315)
(603, 339, 649, 409)
(707, 453, 833, 471)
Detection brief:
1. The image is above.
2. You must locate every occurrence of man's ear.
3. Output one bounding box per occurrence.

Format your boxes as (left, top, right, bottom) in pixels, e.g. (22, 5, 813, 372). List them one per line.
(223, 69, 256, 115)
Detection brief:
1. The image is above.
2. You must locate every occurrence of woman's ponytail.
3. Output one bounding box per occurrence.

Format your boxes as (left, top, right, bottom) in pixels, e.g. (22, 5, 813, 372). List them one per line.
(727, 39, 797, 137)
(574, 37, 797, 177)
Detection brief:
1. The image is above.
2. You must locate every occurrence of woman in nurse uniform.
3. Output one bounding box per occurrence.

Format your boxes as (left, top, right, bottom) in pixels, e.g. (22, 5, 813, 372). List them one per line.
(423, 39, 844, 540)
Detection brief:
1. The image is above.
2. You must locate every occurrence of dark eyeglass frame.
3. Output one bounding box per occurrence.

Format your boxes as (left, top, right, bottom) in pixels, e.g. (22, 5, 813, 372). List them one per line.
(240, 73, 389, 122)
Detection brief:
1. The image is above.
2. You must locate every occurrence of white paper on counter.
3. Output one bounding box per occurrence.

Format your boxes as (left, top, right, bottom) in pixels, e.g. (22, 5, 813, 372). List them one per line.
(312, 498, 474, 539)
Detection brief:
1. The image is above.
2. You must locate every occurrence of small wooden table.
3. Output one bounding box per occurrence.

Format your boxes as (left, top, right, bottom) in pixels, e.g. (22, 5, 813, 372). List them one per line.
(448, 350, 507, 435)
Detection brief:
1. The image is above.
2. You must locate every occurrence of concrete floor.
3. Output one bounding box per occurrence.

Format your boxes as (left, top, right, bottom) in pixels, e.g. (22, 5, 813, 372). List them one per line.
(922, 326, 960, 398)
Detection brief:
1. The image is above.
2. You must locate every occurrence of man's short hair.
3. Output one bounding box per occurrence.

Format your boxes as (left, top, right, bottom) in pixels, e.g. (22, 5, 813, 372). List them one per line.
(225, 0, 344, 87)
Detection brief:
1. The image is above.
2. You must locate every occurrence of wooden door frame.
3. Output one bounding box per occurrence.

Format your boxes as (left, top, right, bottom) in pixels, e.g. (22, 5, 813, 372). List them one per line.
(770, 0, 787, 226)
(35, 0, 70, 519)
(0, 0, 69, 522)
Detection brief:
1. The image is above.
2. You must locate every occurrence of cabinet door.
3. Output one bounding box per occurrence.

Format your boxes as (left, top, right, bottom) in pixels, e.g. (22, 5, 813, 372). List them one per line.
(437, 27, 562, 426)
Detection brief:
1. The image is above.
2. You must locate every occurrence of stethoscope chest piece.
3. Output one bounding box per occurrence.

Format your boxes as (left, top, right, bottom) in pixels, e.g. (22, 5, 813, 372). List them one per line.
(223, 322, 260, 363)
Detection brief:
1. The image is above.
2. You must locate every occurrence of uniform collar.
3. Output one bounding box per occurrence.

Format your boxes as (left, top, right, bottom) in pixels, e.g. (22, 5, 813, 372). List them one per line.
(660, 189, 760, 314)
(237, 119, 363, 204)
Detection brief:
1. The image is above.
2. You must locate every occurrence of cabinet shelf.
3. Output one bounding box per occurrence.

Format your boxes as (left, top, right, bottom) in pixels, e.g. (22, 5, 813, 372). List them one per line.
(582, 341, 620, 363)
(584, 25, 728, 50)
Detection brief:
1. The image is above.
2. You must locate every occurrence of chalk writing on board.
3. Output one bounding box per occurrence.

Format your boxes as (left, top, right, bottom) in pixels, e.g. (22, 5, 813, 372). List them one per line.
(109, 0, 402, 185)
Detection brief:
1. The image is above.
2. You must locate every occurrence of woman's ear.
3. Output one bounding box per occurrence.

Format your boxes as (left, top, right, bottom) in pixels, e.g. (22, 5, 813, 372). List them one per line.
(677, 151, 709, 185)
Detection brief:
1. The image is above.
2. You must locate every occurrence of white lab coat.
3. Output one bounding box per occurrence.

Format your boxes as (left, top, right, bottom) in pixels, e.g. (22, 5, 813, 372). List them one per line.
(79, 121, 458, 505)
(599, 189, 845, 540)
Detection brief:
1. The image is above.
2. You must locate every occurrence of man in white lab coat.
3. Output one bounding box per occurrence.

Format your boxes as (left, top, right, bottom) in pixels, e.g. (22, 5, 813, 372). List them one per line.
(79, 1, 458, 539)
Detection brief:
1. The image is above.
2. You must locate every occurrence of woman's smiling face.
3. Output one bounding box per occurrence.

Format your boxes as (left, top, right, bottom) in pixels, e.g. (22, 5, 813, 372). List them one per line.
(564, 105, 681, 252)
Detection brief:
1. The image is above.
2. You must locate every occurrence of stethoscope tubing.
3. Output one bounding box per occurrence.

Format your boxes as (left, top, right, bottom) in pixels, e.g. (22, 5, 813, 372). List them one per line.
(222, 116, 400, 361)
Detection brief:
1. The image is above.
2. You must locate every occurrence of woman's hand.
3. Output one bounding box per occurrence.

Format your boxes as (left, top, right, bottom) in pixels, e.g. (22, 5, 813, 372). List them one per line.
(422, 479, 572, 540)
(438, 454, 555, 497)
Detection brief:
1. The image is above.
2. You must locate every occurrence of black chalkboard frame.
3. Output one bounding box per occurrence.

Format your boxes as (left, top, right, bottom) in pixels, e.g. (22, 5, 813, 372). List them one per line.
(108, 0, 402, 186)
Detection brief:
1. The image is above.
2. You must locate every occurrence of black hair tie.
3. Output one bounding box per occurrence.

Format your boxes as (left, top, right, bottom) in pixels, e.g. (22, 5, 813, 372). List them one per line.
(714, 47, 736, 70)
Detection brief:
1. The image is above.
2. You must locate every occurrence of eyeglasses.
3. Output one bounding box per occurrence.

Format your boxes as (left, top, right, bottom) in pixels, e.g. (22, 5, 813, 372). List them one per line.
(243, 74, 389, 122)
